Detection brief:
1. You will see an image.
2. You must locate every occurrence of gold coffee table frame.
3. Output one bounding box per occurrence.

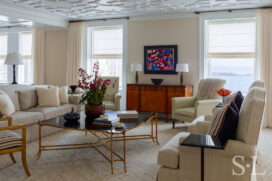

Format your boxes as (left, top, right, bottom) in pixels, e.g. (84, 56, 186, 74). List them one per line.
(36, 113, 159, 174)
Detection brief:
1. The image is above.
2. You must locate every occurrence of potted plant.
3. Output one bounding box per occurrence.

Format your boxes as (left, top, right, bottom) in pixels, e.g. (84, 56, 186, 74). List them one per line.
(78, 63, 112, 118)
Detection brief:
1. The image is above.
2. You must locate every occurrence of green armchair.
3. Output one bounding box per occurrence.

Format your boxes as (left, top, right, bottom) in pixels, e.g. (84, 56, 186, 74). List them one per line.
(171, 78, 225, 127)
(102, 77, 121, 111)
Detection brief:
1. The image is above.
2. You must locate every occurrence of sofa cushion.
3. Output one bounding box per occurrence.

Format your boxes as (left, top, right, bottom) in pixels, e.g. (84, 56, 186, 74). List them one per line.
(208, 102, 239, 144)
(26, 106, 63, 120)
(174, 107, 195, 118)
(223, 91, 244, 111)
(0, 130, 22, 150)
(26, 104, 76, 120)
(17, 89, 38, 110)
(0, 111, 44, 127)
(0, 90, 16, 116)
(37, 87, 60, 107)
(59, 86, 69, 104)
(104, 100, 116, 110)
(157, 132, 190, 169)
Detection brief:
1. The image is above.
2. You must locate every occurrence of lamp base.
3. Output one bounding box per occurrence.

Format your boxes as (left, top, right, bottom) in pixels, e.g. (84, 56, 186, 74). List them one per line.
(11, 64, 18, 85)
(11, 81, 18, 84)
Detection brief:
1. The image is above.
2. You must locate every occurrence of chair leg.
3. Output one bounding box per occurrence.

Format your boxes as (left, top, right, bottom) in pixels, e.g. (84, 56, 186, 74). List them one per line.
(22, 150, 31, 176)
(9, 153, 16, 163)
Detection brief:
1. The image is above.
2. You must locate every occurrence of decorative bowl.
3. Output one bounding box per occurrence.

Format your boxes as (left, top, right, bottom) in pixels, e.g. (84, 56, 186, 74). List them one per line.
(64, 108, 80, 122)
(70, 85, 78, 93)
(151, 79, 163, 85)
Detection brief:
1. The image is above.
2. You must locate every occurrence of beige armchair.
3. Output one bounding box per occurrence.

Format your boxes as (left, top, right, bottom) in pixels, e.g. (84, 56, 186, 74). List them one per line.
(102, 77, 121, 111)
(157, 87, 266, 181)
(172, 78, 225, 127)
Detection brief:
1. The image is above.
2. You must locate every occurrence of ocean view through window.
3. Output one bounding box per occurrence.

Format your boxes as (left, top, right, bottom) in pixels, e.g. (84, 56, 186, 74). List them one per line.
(205, 19, 256, 93)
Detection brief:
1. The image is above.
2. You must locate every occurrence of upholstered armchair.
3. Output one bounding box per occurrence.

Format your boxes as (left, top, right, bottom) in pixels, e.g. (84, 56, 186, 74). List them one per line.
(157, 87, 266, 181)
(171, 78, 225, 126)
(0, 117, 30, 176)
(102, 77, 122, 111)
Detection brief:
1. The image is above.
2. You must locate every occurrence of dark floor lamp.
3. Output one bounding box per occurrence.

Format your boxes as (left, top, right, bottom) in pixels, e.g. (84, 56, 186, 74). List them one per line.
(4, 52, 23, 84)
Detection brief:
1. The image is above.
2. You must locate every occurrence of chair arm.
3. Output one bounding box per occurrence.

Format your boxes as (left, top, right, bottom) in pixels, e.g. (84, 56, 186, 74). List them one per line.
(206, 140, 257, 157)
(195, 99, 220, 117)
(114, 93, 122, 111)
(69, 94, 81, 112)
(0, 117, 12, 126)
(188, 121, 210, 134)
(172, 97, 195, 110)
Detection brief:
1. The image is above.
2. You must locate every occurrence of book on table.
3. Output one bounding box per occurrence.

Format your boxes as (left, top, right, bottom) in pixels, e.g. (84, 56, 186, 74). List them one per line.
(117, 110, 138, 119)
(93, 117, 120, 127)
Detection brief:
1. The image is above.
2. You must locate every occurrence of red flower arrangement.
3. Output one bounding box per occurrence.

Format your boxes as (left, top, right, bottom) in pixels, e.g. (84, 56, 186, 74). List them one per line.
(217, 88, 232, 96)
(78, 63, 113, 106)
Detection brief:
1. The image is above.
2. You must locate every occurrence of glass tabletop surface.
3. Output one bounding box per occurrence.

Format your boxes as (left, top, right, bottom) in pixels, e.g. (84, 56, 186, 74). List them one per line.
(41, 110, 153, 134)
(181, 134, 226, 149)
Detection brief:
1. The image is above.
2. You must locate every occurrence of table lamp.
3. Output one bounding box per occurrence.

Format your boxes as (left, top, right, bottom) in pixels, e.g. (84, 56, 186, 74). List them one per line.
(176, 63, 189, 86)
(4, 52, 23, 84)
(131, 63, 142, 85)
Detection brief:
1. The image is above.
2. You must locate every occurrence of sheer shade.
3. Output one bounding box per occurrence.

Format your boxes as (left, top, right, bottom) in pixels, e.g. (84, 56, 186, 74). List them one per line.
(92, 26, 123, 59)
(207, 20, 256, 58)
(0, 33, 7, 83)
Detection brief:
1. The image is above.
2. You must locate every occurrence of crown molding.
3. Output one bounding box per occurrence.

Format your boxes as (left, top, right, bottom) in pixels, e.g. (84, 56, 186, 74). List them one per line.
(0, 1, 68, 28)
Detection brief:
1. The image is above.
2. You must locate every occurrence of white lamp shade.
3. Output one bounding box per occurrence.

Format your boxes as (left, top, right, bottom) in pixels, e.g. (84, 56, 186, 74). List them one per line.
(131, 63, 143, 71)
(4, 52, 23, 65)
(176, 63, 189, 72)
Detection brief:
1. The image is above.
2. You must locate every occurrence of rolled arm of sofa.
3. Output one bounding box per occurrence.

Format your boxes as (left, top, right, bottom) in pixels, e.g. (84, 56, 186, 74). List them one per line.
(195, 99, 220, 117)
(69, 94, 81, 112)
(172, 97, 195, 111)
(188, 120, 210, 134)
(114, 93, 122, 111)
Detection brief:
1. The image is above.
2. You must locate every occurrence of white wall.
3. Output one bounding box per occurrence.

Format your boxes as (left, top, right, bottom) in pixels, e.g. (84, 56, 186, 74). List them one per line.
(127, 17, 199, 91)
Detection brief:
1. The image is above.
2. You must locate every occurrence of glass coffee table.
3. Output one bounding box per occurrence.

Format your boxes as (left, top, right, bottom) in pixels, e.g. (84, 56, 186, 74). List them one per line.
(36, 111, 159, 174)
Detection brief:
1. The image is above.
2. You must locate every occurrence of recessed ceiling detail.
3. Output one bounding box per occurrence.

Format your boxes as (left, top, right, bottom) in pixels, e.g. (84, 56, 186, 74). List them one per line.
(4, 0, 263, 20)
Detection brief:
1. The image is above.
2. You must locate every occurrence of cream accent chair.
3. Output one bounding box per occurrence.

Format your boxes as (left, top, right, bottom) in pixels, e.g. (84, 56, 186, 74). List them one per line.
(102, 77, 121, 111)
(171, 78, 225, 125)
(203, 80, 265, 123)
(157, 87, 266, 181)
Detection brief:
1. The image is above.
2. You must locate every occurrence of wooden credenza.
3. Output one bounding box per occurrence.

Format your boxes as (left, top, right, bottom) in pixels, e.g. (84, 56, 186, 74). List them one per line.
(126, 84, 193, 121)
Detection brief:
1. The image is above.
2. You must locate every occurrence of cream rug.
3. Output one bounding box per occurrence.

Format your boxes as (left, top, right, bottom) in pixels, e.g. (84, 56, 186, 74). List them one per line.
(0, 121, 271, 181)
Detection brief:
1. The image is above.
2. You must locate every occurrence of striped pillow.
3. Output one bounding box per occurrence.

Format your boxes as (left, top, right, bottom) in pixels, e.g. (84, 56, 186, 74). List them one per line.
(208, 101, 239, 144)
(0, 130, 22, 150)
(223, 91, 244, 111)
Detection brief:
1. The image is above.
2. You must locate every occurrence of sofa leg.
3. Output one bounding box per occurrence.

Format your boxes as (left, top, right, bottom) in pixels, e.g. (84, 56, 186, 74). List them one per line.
(9, 153, 16, 163)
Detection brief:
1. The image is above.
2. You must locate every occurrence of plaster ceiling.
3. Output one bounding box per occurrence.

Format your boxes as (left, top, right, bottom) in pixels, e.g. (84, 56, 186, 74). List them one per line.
(0, 15, 32, 28)
(3, 0, 272, 20)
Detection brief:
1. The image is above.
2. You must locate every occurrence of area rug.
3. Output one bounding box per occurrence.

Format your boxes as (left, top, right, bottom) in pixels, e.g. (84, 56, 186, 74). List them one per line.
(1, 121, 271, 181)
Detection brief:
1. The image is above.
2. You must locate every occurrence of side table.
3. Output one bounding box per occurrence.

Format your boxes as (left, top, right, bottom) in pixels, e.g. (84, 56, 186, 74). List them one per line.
(181, 134, 226, 181)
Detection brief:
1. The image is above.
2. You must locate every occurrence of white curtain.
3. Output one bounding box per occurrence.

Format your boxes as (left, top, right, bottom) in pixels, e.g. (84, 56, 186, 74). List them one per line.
(257, 9, 272, 128)
(66, 22, 87, 85)
(32, 28, 46, 85)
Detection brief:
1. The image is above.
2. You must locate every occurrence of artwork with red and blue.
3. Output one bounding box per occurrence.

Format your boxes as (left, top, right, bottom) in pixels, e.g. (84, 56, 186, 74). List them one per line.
(144, 45, 177, 74)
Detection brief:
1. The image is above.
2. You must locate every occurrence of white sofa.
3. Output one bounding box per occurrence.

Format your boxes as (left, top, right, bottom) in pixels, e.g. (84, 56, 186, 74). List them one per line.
(0, 84, 80, 142)
(157, 86, 266, 181)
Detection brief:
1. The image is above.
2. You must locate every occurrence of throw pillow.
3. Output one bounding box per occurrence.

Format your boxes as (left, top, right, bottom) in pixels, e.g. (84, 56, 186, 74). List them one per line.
(37, 87, 60, 107)
(223, 91, 244, 110)
(0, 90, 16, 116)
(59, 86, 69, 104)
(17, 89, 38, 110)
(208, 101, 239, 144)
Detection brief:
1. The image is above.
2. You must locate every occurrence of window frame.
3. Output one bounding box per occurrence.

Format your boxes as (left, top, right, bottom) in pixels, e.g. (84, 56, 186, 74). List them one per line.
(0, 33, 8, 83)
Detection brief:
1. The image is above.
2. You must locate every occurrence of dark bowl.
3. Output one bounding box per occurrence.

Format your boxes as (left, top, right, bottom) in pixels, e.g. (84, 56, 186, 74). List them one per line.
(64, 112, 80, 122)
(70, 85, 78, 93)
(151, 79, 163, 85)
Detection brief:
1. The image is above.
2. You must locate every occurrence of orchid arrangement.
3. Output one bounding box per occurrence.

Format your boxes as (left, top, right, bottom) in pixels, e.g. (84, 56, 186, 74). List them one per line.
(78, 63, 112, 106)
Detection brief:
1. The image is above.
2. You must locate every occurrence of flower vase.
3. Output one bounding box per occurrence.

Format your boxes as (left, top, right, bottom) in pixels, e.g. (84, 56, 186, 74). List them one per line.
(85, 104, 105, 118)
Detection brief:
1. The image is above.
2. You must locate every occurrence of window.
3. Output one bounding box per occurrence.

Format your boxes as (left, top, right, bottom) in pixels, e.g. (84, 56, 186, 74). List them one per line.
(205, 19, 256, 93)
(18, 32, 33, 84)
(0, 33, 7, 83)
(87, 26, 123, 89)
